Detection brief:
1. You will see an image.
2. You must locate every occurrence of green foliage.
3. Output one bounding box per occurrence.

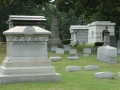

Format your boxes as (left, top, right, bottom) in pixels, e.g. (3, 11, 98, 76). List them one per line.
(94, 42, 104, 46)
(61, 39, 70, 45)
(57, 10, 79, 40)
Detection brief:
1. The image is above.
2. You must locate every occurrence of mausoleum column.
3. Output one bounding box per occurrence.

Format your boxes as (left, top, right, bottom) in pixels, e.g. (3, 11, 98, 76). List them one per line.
(73, 32, 77, 42)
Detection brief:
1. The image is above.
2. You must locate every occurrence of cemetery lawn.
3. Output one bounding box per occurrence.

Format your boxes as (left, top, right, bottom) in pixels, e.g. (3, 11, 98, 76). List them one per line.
(0, 42, 120, 90)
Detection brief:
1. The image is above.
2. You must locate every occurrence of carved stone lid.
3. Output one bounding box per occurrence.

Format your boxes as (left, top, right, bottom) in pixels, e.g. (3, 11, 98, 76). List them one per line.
(3, 26, 51, 35)
(9, 15, 46, 21)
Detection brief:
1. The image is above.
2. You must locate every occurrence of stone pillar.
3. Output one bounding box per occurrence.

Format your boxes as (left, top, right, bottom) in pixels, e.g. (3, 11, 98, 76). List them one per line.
(103, 26, 110, 45)
(0, 26, 60, 84)
(73, 32, 77, 42)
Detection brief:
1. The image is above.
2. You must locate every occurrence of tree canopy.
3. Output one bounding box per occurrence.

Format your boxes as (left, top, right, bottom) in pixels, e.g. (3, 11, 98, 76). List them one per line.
(56, 0, 120, 24)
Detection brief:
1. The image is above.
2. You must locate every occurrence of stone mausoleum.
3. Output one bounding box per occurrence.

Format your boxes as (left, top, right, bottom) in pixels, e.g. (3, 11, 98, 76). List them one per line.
(69, 21, 115, 45)
(0, 26, 60, 84)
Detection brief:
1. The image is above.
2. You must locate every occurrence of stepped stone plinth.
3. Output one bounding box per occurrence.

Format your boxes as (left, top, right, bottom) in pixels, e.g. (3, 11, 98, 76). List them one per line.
(0, 26, 60, 84)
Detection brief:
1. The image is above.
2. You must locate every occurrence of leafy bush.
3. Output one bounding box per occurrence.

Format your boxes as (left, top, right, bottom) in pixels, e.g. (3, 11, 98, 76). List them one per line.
(94, 42, 104, 46)
(61, 39, 71, 45)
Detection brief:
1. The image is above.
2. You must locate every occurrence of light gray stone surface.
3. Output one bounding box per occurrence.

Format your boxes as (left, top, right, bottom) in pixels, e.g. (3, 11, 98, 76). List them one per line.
(67, 56, 79, 60)
(88, 21, 115, 44)
(97, 45, 117, 63)
(84, 65, 100, 71)
(66, 66, 81, 72)
(50, 46, 58, 51)
(0, 26, 61, 84)
(69, 25, 88, 45)
(64, 45, 71, 51)
(67, 49, 79, 60)
(83, 48, 91, 54)
(94, 72, 114, 79)
(56, 48, 64, 54)
(118, 72, 120, 78)
(69, 49, 77, 55)
(50, 56, 61, 62)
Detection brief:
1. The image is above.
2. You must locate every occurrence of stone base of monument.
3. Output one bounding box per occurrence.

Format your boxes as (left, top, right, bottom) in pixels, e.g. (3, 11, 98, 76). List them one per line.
(0, 73, 60, 84)
(48, 38, 63, 48)
(0, 26, 61, 84)
(0, 58, 61, 84)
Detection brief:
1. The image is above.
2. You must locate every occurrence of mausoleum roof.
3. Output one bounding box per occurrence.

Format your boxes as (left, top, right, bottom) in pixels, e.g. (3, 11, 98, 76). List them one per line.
(8, 15, 46, 21)
(88, 21, 115, 27)
(3, 26, 51, 35)
(69, 25, 88, 30)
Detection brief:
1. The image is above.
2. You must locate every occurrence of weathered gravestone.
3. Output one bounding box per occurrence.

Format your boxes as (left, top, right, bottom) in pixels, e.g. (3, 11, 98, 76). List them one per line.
(50, 46, 58, 51)
(56, 48, 64, 54)
(67, 49, 79, 60)
(0, 26, 60, 84)
(110, 35, 117, 47)
(50, 56, 61, 62)
(94, 72, 114, 79)
(97, 45, 117, 63)
(63, 45, 71, 51)
(8, 15, 46, 29)
(69, 49, 77, 56)
(83, 48, 91, 57)
(66, 66, 81, 72)
(84, 65, 100, 71)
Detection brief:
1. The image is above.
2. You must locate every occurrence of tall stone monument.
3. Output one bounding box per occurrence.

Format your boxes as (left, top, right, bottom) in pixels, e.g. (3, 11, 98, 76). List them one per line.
(48, 7, 63, 47)
(8, 15, 46, 29)
(0, 26, 60, 84)
(103, 26, 110, 45)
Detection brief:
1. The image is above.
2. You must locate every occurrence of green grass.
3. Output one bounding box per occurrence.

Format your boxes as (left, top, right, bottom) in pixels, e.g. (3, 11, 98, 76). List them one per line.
(0, 43, 120, 90)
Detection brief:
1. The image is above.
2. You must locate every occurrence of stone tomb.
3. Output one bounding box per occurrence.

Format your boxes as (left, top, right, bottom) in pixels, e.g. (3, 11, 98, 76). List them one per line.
(97, 45, 117, 63)
(8, 15, 46, 29)
(0, 26, 60, 84)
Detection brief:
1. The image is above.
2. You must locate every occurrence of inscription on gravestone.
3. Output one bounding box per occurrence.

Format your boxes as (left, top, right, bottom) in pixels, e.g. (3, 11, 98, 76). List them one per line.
(12, 42, 46, 57)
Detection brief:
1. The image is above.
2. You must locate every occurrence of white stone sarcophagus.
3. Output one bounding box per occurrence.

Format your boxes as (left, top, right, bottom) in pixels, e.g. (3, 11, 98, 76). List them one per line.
(97, 45, 117, 63)
(0, 26, 60, 84)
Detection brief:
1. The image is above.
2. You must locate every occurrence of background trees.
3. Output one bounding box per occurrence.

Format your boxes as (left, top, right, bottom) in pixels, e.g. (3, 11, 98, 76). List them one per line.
(0, 0, 120, 41)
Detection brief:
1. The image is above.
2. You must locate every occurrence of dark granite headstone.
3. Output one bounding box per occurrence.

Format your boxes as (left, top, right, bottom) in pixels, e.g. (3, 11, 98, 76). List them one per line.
(110, 35, 117, 47)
